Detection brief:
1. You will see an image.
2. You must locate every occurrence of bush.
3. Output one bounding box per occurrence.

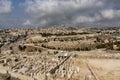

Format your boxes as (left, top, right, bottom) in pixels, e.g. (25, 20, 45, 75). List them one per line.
(41, 44, 45, 47)
(18, 45, 26, 51)
(96, 44, 106, 49)
(114, 41, 120, 45)
(54, 51, 58, 54)
(76, 47, 80, 51)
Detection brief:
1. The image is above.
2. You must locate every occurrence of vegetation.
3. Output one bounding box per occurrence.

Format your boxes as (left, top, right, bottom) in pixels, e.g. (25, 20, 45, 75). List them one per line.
(54, 51, 58, 55)
(114, 41, 120, 50)
(40, 31, 90, 37)
(18, 45, 26, 51)
(96, 43, 106, 49)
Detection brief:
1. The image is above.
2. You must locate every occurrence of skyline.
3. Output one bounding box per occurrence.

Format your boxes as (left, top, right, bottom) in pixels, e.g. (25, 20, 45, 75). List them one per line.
(0, 0, 120, 28)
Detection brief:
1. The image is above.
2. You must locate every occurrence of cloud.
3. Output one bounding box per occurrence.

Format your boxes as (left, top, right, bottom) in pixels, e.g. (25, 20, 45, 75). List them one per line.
(101, 9, 114, 19)
(1, 0, 120, 28)
(23, 0, 105, 26)
(0, 0, 14, 28)
(74, 14, 101, 23)
(101, 9, 120, 20)
(23, 20, 31, 26)
(0, 0, 12, 14)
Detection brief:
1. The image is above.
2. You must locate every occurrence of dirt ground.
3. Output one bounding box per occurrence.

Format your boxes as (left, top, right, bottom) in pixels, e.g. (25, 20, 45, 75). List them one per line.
(88, 59, 120, 80)
(72, 58, 120, 80)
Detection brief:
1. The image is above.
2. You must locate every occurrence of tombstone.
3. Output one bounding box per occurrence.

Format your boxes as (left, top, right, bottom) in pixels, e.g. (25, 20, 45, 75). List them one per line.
(18, 66, 29, 74)
(76, 67, 80, 73)
(85, 74, 93, 80)
(61, 70, 65, 78)
(67, 69, 73, 79)
(12, 69, 18, 73)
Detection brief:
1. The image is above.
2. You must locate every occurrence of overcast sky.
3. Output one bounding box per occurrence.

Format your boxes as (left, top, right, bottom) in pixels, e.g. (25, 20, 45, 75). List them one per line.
(0, 0, 120, 28)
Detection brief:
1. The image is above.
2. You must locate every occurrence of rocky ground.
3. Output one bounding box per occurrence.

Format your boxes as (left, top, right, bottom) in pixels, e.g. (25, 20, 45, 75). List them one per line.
(0, 49, 120, 80)
(0, 74, 19, 80)
(0, 28, 120, 80)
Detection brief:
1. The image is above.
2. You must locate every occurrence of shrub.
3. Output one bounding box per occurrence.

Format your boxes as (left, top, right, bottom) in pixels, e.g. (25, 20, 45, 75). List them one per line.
(96, 44, 106, 49)
(18, 45, 26, 51)
(76, 47, 80, 51)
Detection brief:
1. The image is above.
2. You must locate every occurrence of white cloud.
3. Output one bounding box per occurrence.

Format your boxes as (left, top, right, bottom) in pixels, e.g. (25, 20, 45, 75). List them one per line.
(23, 20, 31, 26)
(23, 0, 104, 26)
(24, 0, 104, 15)
(101, 9, 114, 19)
(101, 9, 120, 19)
(0, 0, 12, 14)
(74, 14, 101, 23)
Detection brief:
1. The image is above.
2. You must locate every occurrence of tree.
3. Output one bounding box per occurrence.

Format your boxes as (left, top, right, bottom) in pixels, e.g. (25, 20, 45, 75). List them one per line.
(76, 47, 80, 51)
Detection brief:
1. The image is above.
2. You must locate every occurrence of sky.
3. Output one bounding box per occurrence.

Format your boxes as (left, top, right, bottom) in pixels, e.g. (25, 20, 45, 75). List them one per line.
(0, 0, 120, 28)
